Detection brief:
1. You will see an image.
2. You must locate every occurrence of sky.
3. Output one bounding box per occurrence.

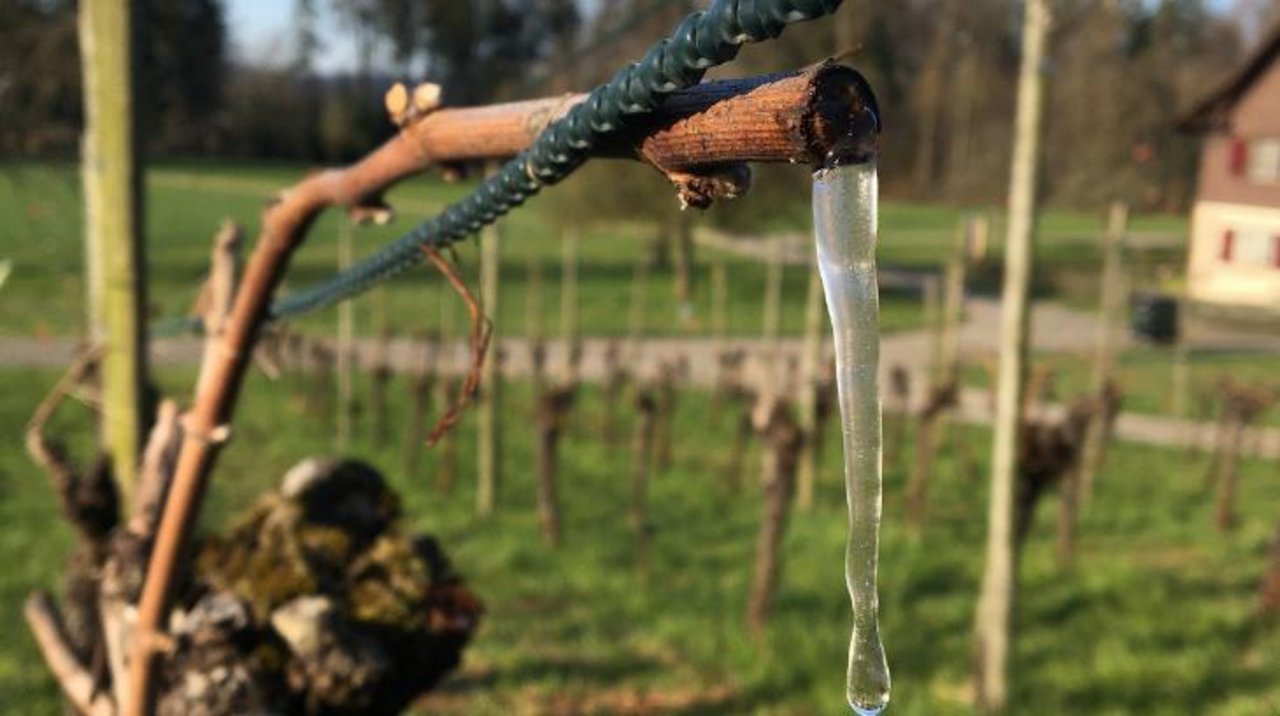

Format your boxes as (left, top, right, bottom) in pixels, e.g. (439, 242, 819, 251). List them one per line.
(225, 0, 1259, 76)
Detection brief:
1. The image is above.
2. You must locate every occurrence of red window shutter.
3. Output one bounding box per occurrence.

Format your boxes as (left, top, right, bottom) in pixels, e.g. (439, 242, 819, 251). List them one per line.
(1221, 230, 1235, 261)
(1229, 138, 1248, 176)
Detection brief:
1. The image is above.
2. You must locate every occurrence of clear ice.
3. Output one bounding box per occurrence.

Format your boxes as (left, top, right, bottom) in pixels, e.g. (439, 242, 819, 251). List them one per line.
(812, 161, 891, 715)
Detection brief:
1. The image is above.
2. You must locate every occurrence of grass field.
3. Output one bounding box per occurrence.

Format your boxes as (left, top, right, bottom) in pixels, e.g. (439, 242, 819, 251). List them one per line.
(0, 160, 1187, 339)
(1, 365, 1276, 714)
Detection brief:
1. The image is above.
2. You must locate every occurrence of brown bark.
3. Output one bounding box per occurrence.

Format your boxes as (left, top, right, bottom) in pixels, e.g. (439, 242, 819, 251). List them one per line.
(746, 402, 803, 635)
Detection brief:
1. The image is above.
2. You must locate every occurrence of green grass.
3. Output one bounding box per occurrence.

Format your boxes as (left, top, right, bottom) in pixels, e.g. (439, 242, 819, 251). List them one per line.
(1, 365, 1276, 714)
(0, 161, 1187, 339)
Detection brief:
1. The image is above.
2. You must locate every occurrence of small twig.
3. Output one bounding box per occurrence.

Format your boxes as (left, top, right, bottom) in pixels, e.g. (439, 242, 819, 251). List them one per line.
(422, 247, 493, 446)
(130, 400, 182, 538)
(25, 593, 117, 716)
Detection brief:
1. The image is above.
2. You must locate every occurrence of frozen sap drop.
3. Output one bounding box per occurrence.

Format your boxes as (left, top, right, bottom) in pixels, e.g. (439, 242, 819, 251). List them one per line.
(812, 162, 891, 714)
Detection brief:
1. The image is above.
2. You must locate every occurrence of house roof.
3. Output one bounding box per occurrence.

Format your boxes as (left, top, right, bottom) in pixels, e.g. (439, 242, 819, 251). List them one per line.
(1178, 23, 1280, 133)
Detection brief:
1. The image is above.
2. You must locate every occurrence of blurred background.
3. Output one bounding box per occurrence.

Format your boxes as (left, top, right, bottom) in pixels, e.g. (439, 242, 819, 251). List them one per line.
(0, 1, 1277, 714)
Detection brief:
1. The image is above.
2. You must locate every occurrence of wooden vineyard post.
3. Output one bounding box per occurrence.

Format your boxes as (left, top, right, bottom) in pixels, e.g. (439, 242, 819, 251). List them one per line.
(560, 228, 581, 384)
(336, 220, 356, 449)
(477, 212, 503, 517)
(746, 399, 803, 635)
(402, 331, 437, 481)
(761, 235, 785, 394)
(1078, 202, 1128, 505)
(80, 0, 147, 504)
(796, 264, 825, 510)
(974, 0, 1050, 709)
(907, 222, 968, 531)
(628, 251, 650, 363)
(630, 387, 660, 572)
(369, 326, 393, 447)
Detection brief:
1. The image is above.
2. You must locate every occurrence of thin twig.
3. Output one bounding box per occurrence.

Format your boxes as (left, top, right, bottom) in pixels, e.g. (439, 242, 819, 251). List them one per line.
(25, 592, 117, 716)
(423, 247, 492, 446)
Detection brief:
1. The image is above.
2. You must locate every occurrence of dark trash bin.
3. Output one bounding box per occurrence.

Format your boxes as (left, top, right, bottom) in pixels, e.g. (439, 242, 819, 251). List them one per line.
(1130, 292, 1178, 344)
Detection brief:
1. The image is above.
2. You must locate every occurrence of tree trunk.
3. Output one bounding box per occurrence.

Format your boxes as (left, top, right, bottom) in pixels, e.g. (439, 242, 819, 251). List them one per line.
(1078, 202, 1127, 505)
(477, 216, 502, 517)
(80, 0, 146, 507)
(746, 404, 802, 635)
(402, 333, 436, 481)
(973, 0, 1050, 710)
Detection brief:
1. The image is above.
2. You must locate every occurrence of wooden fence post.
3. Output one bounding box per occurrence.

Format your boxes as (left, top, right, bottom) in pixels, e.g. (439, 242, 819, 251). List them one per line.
(402, 331, 437, 481)
(1078, 202, 1128, 505)
(336, 221, 356, 449)
(796, 264, 826, 510)
(477, 213, 502, 517)
(80, 0, 147, 506)
(974, 0, 1050, 709)
(630, 387, 660, 571)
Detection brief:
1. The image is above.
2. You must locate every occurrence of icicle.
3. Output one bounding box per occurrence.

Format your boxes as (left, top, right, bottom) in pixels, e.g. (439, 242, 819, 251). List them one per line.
(812, 161, 890, 715)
